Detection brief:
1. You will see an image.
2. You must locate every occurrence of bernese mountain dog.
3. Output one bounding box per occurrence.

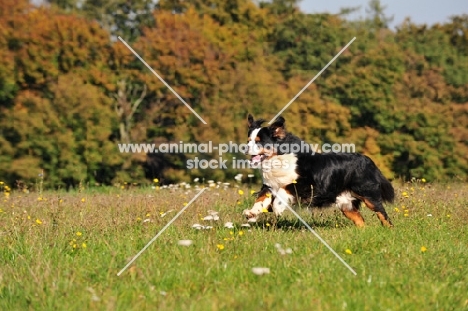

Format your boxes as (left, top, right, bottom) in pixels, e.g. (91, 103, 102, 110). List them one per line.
(243, 114, 394, 227)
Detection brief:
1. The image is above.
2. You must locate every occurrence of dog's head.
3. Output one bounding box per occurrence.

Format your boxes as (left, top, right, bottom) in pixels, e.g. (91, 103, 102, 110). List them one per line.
(246, 114, 277, 164)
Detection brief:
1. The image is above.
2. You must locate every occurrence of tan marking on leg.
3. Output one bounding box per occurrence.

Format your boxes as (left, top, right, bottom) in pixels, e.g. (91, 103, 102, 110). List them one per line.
(341, 210, 365, 227)
(363, 198, 393, 227)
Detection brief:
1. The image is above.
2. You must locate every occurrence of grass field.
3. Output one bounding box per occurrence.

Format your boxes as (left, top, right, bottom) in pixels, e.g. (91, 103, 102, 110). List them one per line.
(1, 180, 467, 311)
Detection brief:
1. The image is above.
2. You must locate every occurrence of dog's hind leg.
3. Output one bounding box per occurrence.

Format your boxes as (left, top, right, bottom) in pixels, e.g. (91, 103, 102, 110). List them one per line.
(362, 198, 393, 227)
(337, 193, 365, 227)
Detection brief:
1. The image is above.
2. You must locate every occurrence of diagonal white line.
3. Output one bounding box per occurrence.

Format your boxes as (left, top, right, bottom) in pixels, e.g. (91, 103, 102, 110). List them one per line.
(271, 189, 357, 276)
(117, 188, 206, 276)
(268, 37, 356, 124)
(118, 36, 208, 125)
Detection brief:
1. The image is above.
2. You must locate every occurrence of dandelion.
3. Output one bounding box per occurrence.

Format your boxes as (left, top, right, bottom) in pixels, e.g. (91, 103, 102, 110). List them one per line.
(238, 231, 244, 236)
(238, 189, 244, 195)
(394, 208, 400, 212)
(146, 213, 151, 217)
(36, 219, 42, 225)
(447, 214, 451, 218)
(217, 244, 225, 250)
(76, 232, 82, 236)
(421, 246, 427, 253)
(261, 208, 269, 213)
(82, 243, 87, 248)
(345, 249, 352, 255)
(266, 223, 271, 227)
(73, 244, 77, 249)
(404, 214, 409, 217)
(250, 190, 255, 195)
(153, 178, 159, 183)
(402, 191, 409, 197)
(81, 198, 85, 202)
(421, 178, 426, 183)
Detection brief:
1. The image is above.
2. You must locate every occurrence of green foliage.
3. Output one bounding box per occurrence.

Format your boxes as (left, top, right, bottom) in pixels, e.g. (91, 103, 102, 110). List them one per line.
(0, 0, 467, 185)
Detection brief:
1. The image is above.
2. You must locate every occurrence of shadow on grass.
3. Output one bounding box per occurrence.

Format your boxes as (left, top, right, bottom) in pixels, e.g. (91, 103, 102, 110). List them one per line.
(247, 211, 352, 231)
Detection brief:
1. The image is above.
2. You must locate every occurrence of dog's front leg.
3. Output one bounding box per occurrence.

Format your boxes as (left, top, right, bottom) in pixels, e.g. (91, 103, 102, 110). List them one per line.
(243, 185, 273, 221)
(271, 187, 294, 216)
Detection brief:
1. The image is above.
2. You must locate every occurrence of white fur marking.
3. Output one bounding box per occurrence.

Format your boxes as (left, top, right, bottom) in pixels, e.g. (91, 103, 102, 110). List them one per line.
(243, 195, 272, 218)
(335, 191, 355, 211)
(247, 128, 261, 155)
(262, 154, 298, 192)
(272, 188, 295, 216)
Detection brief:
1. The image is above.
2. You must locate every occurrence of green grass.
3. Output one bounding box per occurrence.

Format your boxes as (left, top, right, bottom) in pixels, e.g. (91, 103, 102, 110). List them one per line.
(1, 182, 467, 310)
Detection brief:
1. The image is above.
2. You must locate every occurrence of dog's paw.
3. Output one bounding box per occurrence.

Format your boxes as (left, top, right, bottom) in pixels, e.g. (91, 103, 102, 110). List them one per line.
(242, 209, 260, 220)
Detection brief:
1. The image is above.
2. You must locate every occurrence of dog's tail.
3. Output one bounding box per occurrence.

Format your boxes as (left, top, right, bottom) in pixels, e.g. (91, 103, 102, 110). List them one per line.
(378, 172, 395, 203)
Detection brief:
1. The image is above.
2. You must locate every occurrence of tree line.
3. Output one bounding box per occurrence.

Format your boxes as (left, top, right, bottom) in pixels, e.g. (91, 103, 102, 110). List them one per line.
(0, 0, 467, 189)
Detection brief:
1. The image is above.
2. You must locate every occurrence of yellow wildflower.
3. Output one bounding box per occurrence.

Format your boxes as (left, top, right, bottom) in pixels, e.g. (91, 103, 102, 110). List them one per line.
(82, 243, 87, 248)
(76, 232, 82, 236)
(153, 178, 159, 183)
(250, 190, 255, 195)
(81, 198, 85, 202)
(420, 246, 427, 253)
(238, 231, 244, 236)
(35, 219, 42, 225)
(261, 208, 269, 213)
(345, 249, 352, 255)
(421, 178, 426, 183)
(217, 244, 225, 250)
(238, 190, 244, 195)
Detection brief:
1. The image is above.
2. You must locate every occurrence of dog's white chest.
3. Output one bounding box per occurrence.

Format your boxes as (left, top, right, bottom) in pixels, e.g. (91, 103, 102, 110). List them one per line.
(262, 154, 299, 191)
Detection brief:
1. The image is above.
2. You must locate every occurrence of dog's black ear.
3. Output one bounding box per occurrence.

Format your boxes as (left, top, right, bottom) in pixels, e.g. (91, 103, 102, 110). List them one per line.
(269, 116, 286, 139)
(247, 114, 254, 128)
